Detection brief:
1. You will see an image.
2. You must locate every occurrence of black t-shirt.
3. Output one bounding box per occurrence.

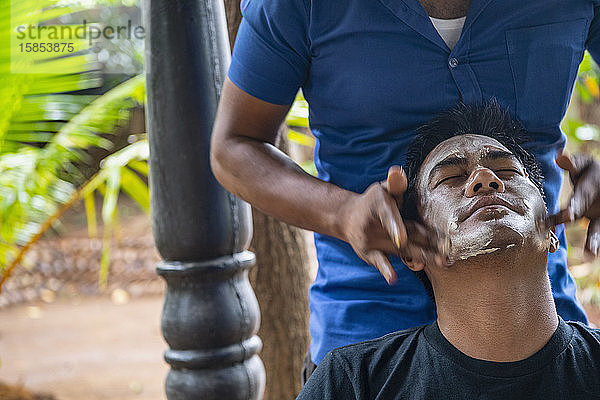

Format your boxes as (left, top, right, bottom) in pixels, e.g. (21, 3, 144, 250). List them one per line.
(297, 317, 600, 399)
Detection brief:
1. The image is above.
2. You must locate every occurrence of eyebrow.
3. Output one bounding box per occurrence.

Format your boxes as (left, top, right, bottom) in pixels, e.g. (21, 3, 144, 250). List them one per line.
(481, 150, 518, 163)
(428, 155, 467, 185)
(427, 149, 519, 185)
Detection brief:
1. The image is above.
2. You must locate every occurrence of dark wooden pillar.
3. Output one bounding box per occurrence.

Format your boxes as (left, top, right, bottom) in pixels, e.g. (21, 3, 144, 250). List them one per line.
(143, 0, 265, 398)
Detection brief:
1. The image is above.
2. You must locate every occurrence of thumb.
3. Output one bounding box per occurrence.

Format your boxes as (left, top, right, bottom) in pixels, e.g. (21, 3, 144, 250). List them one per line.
(385, 165, 407, 197)
(556, 150, 578, 179)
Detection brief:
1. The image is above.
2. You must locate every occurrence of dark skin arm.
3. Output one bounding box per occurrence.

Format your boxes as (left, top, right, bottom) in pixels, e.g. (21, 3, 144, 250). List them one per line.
(210, 78, 445, 284)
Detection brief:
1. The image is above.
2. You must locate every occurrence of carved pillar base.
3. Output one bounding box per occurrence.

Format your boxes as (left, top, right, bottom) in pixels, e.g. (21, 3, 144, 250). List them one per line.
(157, 251, 264, 400)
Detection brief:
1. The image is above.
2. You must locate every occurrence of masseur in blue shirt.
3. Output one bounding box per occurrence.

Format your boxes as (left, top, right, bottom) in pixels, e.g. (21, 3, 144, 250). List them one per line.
(210, 0, 600, 370)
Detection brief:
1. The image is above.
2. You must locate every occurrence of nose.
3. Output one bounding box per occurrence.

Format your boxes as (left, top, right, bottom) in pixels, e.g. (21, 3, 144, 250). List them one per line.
(465, 167, 505, 197)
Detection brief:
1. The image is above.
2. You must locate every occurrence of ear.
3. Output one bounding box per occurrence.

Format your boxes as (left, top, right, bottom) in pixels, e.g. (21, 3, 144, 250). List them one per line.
(401, 255, 425, 272)
(548, 227, 559, 253)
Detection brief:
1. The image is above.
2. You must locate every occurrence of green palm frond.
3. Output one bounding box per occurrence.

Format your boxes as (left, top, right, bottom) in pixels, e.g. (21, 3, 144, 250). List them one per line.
(54, 73, 144, 149)
(1, 1, 100, 143)
(0, 0, 148, 290)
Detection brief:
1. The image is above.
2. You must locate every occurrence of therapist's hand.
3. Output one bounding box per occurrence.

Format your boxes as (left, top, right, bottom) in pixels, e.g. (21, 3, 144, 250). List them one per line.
(338, 165, 448, 285)
(547, 151, 600, 257)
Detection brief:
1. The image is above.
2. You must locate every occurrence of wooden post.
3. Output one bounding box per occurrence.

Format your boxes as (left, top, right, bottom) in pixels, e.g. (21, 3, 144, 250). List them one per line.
(143, 0, 265, 398)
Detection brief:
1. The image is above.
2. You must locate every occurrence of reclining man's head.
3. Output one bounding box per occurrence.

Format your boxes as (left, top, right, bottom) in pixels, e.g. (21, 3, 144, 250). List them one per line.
(402, 99, 559, 308)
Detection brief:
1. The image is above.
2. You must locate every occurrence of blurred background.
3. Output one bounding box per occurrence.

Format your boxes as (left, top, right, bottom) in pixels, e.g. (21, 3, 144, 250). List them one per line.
(0, 0, 600, 399)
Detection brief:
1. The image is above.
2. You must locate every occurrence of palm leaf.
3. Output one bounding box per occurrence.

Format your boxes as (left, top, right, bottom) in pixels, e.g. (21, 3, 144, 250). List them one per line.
(0, 67, 147, 289)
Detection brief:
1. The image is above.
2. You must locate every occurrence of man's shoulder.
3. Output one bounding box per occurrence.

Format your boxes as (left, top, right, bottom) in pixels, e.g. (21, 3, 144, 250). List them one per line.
(334, 324, 425, 350)
(563, 320, 600, 396)
(298, 324, 429, 400)
(329, 324, 428, 365)
(567, 320, 600, 342)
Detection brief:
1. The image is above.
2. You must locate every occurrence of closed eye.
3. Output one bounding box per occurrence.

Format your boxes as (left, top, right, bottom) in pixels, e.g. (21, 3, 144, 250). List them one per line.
(436, 175, 463, 186)
(494, 169, 521, 175)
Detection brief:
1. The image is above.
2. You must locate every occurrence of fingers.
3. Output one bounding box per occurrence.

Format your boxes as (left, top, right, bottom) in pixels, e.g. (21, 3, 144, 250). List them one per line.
(553, 151, 600, 257)
(381, 165, 408, 213)
(585, 218, 600, 257)
(350, 168, 450, 285)
(569, 153, 595, 179)
(544, 209, 574, 230)
(379, 168, 448, 266)
(379, 166, 442, 250)
(371, 233, 450, 269)
(570, 177, 599, 219)
(555, 150, 578, 179)
(405, 220, 446, 254)
(568, 158, 600, 219)
(376, 183, 407, 249)
(400, 242, 450, 269)
(359, 242, 447, 287)
(555, 151, 600, 220)
(385, 165, 407, 197)
(375, 187, 446, 259)
(361, 249, 397, 284)
(357, 228, 447, 286)
(556, 151, 594, 184)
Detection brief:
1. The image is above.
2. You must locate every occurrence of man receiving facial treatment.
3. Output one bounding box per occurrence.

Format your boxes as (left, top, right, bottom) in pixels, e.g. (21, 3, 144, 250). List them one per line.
(211, 1, 600, 377)
(296, 100, 600, 399)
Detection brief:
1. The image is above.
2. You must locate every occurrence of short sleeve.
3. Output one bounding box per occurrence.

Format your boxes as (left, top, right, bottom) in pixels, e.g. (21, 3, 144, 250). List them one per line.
(227, 0, 311, 105)
(586, 4, 600, 64)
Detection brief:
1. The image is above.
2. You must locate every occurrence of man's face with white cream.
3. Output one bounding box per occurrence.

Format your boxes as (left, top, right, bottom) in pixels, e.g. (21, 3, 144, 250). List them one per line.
(416, 134, 550, 263)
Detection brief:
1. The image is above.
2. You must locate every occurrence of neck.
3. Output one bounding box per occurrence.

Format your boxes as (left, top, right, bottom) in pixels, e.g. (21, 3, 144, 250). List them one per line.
(431, 250, 558, 362)
(418, 0, 471, 19)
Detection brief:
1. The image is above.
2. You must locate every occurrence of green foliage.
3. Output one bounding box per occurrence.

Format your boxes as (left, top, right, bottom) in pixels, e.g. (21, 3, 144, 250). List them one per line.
(80, 137, 149, 287)
(574, 52, 599, 105)
(285, 90, 310, 128)
(0, 0, 148, 290)
(1, 0, 98, 251)
(0, 72, 148, 290)
(286, 90, 317, 175)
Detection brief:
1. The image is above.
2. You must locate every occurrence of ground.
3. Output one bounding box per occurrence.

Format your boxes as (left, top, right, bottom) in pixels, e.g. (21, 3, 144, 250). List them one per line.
(0, 200, 167, 399)
(0, 294, 168, 400)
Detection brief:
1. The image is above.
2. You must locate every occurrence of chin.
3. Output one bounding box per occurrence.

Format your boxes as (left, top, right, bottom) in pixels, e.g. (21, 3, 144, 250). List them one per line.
(449, 217, 541, 262)
(485, 222, 527, 248)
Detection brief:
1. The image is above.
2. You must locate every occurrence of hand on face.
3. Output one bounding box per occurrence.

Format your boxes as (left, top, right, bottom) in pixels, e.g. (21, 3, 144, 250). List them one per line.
(338, 165, 449, 285)
(547, 151, 600, 257)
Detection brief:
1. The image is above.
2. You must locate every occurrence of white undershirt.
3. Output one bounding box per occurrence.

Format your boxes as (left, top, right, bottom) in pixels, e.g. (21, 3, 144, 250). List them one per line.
(429, 16, 466, 50)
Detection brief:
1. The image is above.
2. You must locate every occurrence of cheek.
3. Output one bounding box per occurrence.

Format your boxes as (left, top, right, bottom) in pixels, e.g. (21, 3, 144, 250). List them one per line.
(420, 190, 455, 229)
(506, 177, 546, 214)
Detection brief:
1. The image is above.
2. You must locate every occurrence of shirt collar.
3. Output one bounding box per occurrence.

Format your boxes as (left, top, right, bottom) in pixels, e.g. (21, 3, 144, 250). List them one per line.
(376, 0, 494, 52)
(422, 316, 574, 378)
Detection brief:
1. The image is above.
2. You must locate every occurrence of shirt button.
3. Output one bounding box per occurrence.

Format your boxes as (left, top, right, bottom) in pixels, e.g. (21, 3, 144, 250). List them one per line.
(448, 57, 459, 68)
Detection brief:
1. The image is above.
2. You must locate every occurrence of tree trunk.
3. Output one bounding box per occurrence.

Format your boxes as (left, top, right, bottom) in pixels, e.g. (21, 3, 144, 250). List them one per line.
(223, 2, 312, 399)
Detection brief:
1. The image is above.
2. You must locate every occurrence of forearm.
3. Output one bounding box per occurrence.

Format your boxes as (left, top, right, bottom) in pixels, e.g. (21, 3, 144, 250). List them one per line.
(210, 135, 358, 241)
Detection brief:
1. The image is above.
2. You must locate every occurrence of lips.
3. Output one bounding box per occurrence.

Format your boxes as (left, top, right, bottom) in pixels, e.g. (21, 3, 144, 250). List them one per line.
(457, 195, 524, 223)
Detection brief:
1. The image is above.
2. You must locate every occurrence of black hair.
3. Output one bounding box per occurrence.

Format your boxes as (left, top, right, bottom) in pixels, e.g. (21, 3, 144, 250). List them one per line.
(402, 99, 545, 300)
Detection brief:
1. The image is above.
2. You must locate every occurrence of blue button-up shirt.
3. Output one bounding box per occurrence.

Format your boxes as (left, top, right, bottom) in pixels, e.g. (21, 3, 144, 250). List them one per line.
(228, 0, 598, 365)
